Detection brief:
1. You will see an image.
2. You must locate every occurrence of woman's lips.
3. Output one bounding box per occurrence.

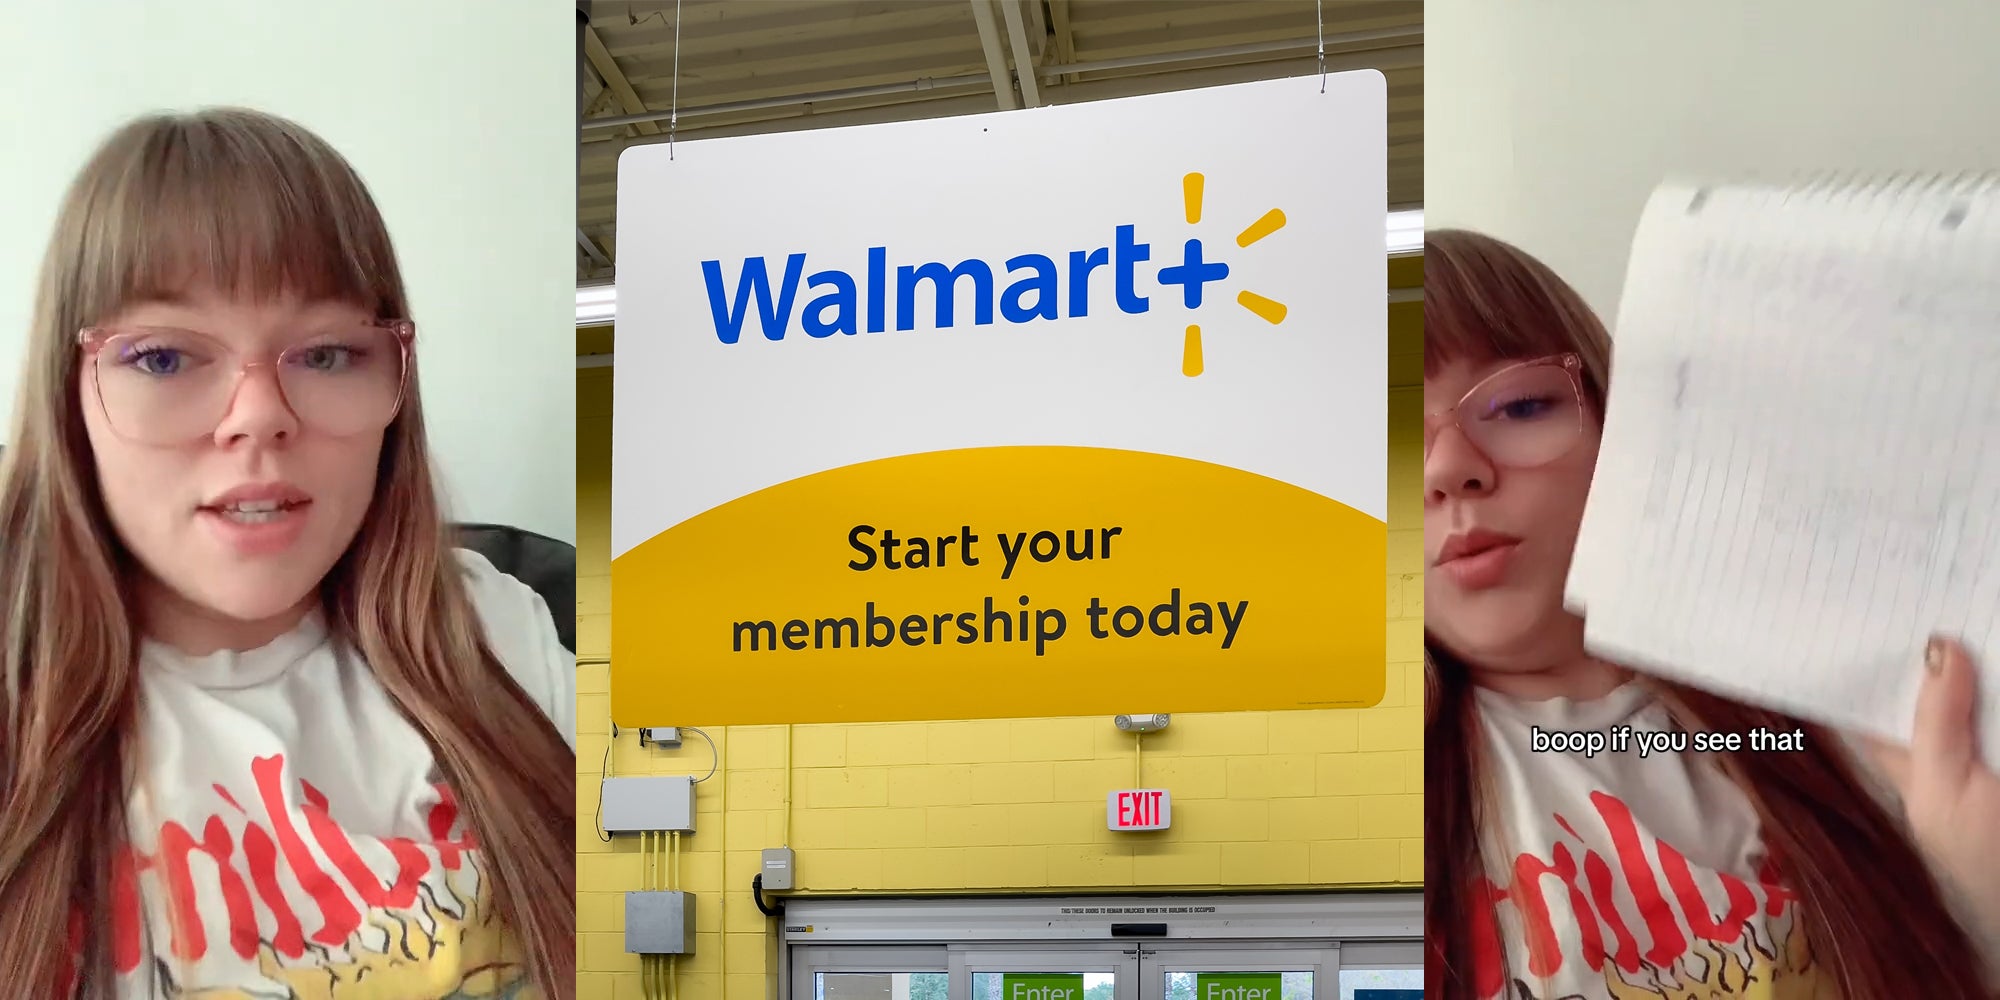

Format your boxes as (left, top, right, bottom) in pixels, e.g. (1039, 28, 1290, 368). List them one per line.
(1438, 541, 1520, 590)
(198, 501, 312, 556)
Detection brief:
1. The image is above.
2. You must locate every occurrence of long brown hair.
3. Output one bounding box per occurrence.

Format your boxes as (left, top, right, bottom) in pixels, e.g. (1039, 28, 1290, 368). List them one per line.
(1423, 228, 1987, 997)
(0, 109, 574, 996)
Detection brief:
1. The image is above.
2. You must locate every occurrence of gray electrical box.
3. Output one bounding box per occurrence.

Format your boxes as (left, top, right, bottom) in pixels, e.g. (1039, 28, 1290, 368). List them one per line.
(625, 891, 697, 955)
(761, 847, 796, 891)
(601, 775, 696, 833)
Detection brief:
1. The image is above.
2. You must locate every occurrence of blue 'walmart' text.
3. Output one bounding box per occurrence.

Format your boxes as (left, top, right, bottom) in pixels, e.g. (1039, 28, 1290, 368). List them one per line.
(700, 226, 1232, 344)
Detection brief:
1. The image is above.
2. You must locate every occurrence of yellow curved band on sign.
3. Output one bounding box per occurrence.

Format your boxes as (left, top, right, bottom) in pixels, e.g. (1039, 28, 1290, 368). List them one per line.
(611, 446, 1385, 725)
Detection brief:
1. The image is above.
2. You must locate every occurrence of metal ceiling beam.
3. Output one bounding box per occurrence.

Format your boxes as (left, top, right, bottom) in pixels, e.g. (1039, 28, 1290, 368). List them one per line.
(583, 24, 662, 136)
(587, 47, 1420, 159)
(577, 0, 591, 218)
(1048, 0, 1078, 85)
(581, 28, 1421, 133)
(578, 228, 612, 270)
(1036, 27, 1418, 79)
(967, 0, 1018, 111)
(998, 0, 1042, 107)
(577, 2, 593, 118)
(585, 83, 620, 118)
(583, 74, 992, 132)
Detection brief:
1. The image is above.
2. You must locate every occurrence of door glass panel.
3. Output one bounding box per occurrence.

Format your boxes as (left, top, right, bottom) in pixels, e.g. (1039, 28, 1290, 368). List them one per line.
(1163, 971, 1310, 1000)
(817, 972, 950, 999)
(973, 971, 1117, 1000)
(1336, 969, 1422, 1000)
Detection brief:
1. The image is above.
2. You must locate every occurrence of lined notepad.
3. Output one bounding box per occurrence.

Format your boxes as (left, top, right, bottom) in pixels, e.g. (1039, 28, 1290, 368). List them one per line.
(1567, 173, 2000, 750)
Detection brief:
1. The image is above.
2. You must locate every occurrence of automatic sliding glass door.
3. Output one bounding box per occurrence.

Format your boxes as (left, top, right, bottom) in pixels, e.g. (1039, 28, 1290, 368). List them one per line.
(1141, 943, 1332, 1000)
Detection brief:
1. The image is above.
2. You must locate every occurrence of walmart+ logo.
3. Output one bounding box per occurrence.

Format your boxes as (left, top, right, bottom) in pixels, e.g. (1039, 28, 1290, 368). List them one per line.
(698, 172, 1288, 377)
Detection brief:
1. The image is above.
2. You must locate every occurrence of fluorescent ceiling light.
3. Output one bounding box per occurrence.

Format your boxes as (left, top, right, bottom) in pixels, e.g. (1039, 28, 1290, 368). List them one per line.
(577, 211, 1426, 326)
(576, 284, 617, 328)
(1386, 208, 1423, 255)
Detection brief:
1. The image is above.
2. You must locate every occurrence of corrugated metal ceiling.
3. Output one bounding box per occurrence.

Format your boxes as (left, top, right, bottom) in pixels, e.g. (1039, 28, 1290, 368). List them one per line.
(578, 0, 1421, 280)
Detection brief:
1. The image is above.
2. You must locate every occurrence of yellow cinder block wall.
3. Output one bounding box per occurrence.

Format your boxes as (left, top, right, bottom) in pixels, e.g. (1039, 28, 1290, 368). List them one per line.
(574, 367, 1425, 1000)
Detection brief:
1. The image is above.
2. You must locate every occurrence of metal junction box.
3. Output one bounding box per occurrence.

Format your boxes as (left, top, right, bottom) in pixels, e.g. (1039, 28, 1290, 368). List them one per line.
(601, 775, 696, 833)
(625, 891, 697, 955)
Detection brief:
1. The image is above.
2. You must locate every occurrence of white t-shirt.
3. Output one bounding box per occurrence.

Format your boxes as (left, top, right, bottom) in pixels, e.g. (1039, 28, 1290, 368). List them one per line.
(102, 548, 574, 999)
(1470, 683, 1834, 1000)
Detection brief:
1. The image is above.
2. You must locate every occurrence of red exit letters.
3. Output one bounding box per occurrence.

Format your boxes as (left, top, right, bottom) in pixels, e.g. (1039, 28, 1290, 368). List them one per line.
(1108, 789, 1171, 831)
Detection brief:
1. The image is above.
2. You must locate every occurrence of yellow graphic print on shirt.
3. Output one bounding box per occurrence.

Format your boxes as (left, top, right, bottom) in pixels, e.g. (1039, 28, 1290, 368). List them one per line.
(1598, 904, 1828, 1000)
(171, 853, 536, 999)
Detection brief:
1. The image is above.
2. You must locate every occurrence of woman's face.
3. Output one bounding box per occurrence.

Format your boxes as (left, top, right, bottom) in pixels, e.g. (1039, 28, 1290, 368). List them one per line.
(1423, 354, 1601, 669)
(81, 289, 387, 635)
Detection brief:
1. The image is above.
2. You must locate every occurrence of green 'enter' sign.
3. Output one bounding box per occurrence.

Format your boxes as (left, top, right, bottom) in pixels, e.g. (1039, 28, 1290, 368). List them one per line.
(1193, 972, 1284, 999)
(999, 973, 1084, 999)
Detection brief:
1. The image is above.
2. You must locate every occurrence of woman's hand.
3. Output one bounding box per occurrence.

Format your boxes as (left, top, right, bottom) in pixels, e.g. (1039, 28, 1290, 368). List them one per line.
(1865, 636, 2000, 941)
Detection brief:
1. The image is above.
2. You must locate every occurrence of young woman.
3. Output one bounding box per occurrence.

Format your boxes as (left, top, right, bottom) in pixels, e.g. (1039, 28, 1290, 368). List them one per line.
(0, 109, 576, 997)
(1424, 228, 2000, 999)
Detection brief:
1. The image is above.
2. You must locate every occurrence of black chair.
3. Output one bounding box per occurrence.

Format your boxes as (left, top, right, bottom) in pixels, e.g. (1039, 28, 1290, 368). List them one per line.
(452, 523, 577, 654)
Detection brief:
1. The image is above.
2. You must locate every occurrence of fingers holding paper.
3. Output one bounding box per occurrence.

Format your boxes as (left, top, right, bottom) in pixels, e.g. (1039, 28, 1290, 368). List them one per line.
(1864, 635, 2000, 939)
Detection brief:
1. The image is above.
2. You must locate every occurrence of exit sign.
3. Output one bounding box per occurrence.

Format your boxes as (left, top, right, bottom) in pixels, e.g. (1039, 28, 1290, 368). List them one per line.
(1107, 788, 1171, 831)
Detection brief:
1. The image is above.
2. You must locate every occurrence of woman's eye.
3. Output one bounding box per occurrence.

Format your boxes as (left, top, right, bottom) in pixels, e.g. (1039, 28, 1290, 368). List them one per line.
(130, 348, 184, 375)
(1498, 396, 1556, 419)
(297, 346, 355, 371)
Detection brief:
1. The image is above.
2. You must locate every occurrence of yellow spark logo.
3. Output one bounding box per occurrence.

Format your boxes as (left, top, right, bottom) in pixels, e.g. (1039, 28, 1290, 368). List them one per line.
(1173, 172, 1288, 377)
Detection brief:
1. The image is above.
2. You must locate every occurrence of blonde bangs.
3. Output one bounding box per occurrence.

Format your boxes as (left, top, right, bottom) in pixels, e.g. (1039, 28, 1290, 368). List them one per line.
(1422, 228, 1611, 407)
(54, 108, 405, 331)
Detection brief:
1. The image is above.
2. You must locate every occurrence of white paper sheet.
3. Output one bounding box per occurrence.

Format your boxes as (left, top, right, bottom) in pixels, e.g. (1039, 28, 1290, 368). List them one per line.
(1567, 173, 2000, 750)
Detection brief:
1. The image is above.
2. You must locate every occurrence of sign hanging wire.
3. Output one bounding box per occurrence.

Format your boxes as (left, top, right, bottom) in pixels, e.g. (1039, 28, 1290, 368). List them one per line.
(670, 0, 683, 158)
(1316, 0, 1326, 92)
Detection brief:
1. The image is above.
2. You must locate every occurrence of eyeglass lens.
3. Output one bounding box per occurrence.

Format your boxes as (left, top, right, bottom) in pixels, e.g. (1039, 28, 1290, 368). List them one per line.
(93, 325, 405, 442)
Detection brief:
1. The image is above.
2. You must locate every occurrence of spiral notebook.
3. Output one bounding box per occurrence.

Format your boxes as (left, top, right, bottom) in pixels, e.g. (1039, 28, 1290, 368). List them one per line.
(1566, 173, 2000, 751)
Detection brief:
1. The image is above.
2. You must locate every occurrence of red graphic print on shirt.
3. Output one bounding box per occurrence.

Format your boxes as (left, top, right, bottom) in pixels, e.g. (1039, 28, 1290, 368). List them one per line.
(60, 753, 536, 999)
(1472, 790, 1828, 999)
